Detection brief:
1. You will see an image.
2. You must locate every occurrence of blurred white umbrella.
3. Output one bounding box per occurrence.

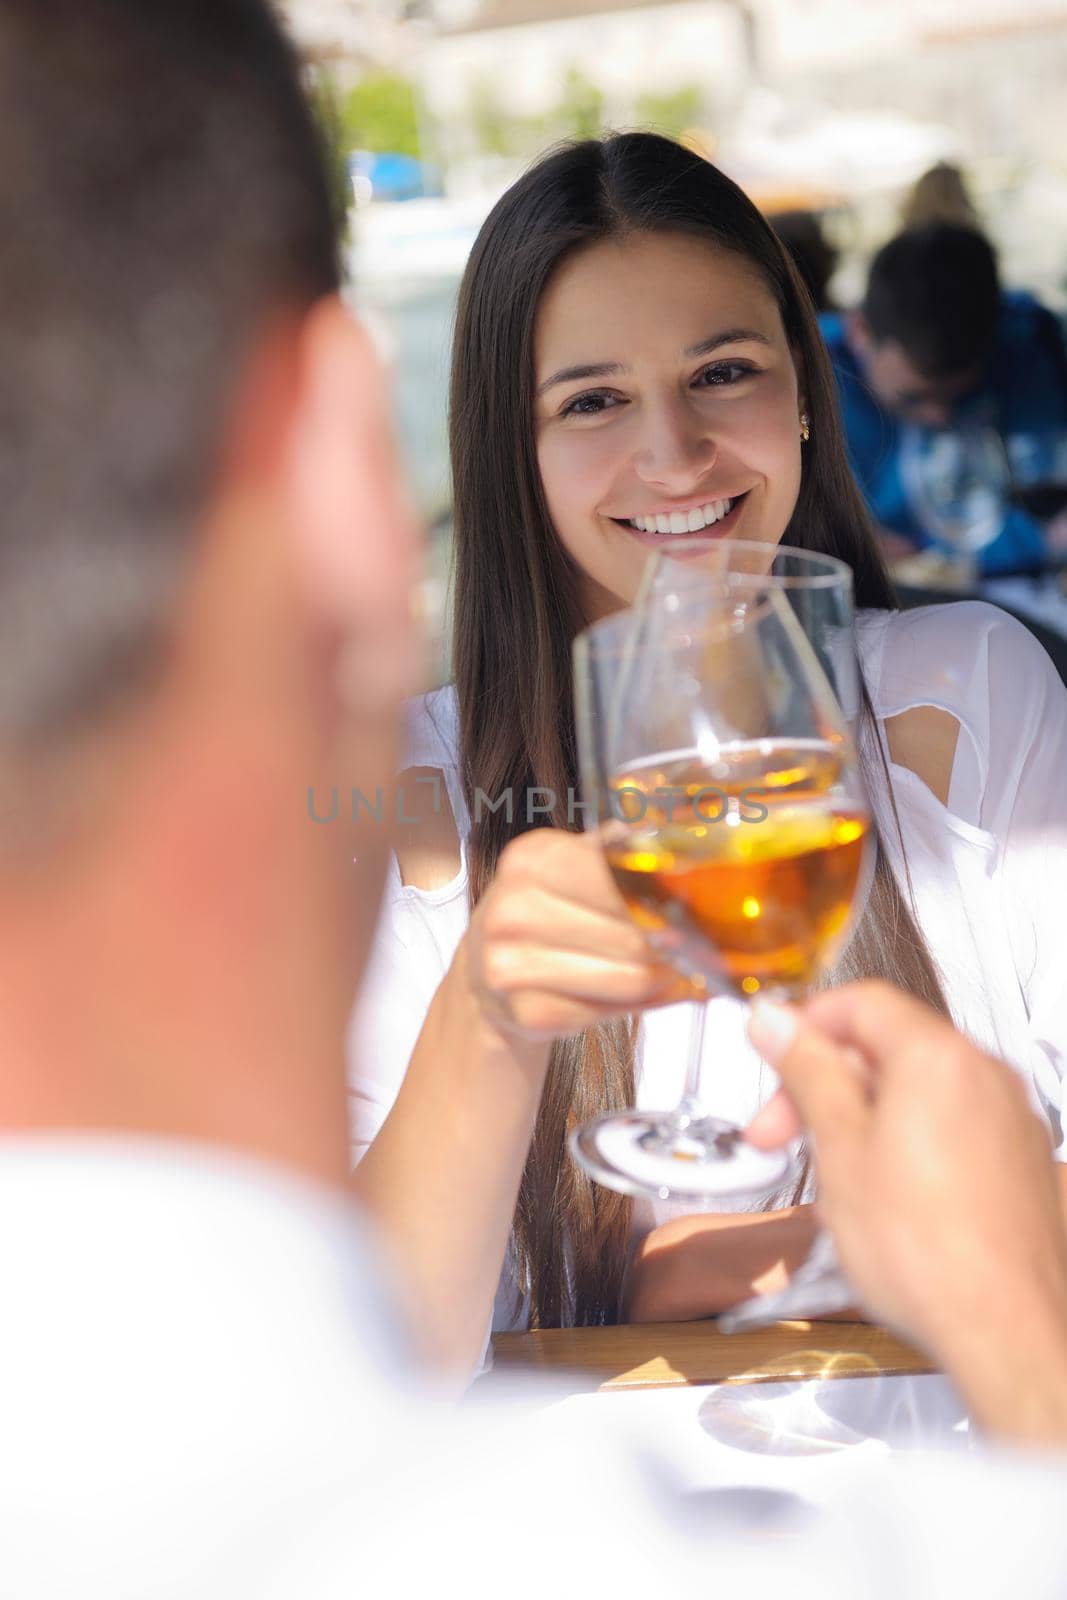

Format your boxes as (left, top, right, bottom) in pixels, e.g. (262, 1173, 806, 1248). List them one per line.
(717, 88, 963, 198)
(279, 0, 405, 59)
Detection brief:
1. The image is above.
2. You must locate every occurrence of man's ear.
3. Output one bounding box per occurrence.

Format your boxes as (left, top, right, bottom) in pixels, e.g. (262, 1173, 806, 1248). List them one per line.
(281, 296, 422, 714)
(283, 296, 418, 627)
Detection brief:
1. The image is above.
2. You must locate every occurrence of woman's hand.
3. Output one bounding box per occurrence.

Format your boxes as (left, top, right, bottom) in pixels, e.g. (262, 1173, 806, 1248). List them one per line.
(357, 827, 691, 1380)
(458, 829, 688, 1044)
(626, 1205, 853, 1323)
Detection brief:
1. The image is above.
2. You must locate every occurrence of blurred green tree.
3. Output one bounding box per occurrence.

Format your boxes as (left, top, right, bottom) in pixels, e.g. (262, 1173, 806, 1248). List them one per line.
(634, 85, 705, 139)
(557, 68, 605, 141)
(468, 79, 524, 158)
(307, 71, 352, 244)
(342, 72, 421, 157)
(465, 66, 609, 159)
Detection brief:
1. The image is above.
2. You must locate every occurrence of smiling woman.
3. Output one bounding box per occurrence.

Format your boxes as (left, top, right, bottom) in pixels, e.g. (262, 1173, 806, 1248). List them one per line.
(347, 132, 1067, 1371)
(533, 235, 802, 620)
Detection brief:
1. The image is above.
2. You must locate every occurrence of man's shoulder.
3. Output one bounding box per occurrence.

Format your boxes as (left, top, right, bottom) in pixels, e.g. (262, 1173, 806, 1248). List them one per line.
(989, 292, 1067, 420)
(998, 287, 1050, 322)
(996, 289, 1066, 355)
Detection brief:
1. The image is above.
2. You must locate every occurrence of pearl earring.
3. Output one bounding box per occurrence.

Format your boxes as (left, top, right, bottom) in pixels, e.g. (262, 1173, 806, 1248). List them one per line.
(800, 413, 811, 443)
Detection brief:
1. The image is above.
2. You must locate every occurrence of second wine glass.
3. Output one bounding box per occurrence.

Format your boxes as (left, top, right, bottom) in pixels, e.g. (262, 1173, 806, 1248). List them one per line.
(570, 542, 874, 1215)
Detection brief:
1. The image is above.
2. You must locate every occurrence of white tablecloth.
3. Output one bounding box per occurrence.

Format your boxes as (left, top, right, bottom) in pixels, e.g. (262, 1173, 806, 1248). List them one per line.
(544, 1373, 969, 1519)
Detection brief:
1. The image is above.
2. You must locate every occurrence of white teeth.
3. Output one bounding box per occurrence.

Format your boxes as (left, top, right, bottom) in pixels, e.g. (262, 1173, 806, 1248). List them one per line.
(627, 496, 737, 534)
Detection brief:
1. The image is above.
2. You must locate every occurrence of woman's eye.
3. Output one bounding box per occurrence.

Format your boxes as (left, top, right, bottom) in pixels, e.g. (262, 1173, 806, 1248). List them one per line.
(560, 390, 619, 418)
(695, 361, 754, 388)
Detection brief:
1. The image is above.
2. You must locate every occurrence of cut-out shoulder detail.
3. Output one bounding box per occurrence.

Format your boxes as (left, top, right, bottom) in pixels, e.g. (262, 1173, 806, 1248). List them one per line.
(394, 766, 461, 890)
(885, 705, 961, 809)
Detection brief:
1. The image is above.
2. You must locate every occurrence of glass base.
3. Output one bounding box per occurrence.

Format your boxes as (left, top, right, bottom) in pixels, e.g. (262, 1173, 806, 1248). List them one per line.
(568, 1109, 794, 1202)
(717, 1229, 855, 1332)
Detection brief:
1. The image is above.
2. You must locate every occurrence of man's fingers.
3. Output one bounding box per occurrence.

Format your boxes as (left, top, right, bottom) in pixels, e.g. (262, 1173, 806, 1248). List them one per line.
(802, 981, 956, 1078)
(744, 1087, 803, 1149)
(747, 1001, 871, 1147)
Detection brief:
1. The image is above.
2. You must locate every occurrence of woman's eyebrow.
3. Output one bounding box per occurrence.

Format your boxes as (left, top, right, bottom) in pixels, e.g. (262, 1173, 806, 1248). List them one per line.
(535, 329, 774, 397)
(535, 360, 625, 398)
(685, 328, 774, 357)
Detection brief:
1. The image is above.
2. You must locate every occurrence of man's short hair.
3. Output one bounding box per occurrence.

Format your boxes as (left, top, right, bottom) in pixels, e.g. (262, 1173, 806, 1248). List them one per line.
(0, 0, 339, 744)
(862, 224, 1000, 381)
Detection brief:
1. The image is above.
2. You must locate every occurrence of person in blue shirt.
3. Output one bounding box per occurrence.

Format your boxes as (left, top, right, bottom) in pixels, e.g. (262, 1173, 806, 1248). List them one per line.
(821, 224, 1067, 575)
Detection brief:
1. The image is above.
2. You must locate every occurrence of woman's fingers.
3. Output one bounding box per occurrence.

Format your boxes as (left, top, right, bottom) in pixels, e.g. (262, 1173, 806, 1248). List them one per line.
(476, 880, 653, 968)
(496, 828, 624, 909)
(480, 939, 674, 1004)
(479, 991, 646, 1042)
(468, 828, 703, 1038)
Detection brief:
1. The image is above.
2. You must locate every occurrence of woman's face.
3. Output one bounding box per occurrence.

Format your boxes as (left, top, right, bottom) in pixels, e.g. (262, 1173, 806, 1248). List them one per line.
(533, 230, 805, 620)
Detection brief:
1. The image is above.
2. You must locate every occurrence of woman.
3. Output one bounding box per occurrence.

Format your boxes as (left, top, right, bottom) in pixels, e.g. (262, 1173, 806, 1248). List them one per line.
(349, 133, 1067, 1371)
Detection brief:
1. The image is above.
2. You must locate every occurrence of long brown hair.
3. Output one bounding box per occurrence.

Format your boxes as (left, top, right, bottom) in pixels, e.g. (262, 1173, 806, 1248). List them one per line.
(449, 132, 948, 1328)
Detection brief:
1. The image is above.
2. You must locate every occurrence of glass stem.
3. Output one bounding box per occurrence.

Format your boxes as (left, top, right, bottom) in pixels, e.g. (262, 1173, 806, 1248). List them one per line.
(676, 999, 708, 1127)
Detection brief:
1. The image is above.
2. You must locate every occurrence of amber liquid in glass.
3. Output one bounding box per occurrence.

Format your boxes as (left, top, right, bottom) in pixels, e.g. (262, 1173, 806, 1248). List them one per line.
(606, 741, 870, 1000)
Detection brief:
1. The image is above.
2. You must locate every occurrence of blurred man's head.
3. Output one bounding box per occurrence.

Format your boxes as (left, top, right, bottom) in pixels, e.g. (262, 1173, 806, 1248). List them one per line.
(0, 0, 417, 1178)
(849, 224, 1000, 429)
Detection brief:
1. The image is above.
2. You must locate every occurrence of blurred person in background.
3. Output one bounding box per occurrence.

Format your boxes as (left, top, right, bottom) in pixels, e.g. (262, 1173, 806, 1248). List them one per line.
(350, 132, 1067, 1359)
(822, 223, 1067, 574)
(770, 208, 840, 312)
(3, 5, 1067, 1595)
(900, 161, 984, 232)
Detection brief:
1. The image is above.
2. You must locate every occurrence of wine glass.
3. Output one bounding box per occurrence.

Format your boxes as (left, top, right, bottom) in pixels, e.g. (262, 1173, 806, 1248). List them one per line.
(633, 538, 862, 728)
(898, 421, 1010, 579)
(1006, 426, 1067, 525)
(569, 541, 874, 1325)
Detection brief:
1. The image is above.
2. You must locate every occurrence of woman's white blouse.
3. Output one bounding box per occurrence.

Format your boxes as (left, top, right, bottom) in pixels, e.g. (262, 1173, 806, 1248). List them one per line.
(348, 602, 1067, 1331)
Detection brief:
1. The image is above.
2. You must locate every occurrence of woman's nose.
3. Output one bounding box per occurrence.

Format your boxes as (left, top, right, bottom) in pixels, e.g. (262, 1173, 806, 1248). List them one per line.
(633, 399, 717, 491)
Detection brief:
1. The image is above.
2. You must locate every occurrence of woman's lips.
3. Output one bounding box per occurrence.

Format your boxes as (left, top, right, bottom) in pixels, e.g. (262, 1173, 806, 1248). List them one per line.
(615, 491, 749, 550)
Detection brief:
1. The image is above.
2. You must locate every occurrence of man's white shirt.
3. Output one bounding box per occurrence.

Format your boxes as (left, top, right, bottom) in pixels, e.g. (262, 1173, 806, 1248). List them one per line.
(2, 1138, 1067, 1599)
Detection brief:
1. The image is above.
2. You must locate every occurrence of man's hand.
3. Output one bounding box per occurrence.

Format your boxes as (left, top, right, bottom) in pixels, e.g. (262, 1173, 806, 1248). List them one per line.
(744, 982, 1067, 1445)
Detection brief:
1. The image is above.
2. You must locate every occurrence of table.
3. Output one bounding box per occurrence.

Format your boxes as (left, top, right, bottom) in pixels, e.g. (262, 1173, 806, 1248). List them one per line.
(492, 1318, 935, 1393)
(489, 1322, 964, 1499)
